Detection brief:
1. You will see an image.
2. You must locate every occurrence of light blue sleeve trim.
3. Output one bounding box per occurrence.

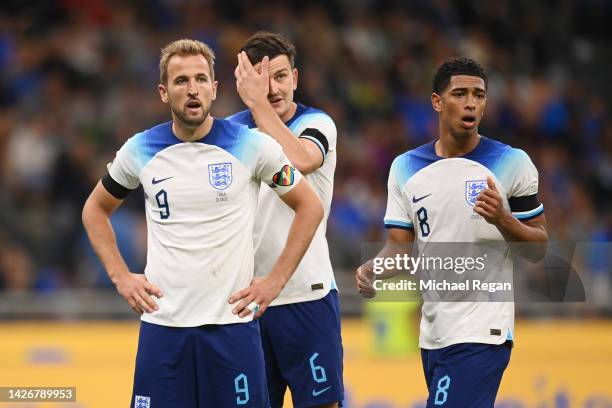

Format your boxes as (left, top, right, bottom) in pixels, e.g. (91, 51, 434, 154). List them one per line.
(384, 220, 414, 229)
(513, 204, 544, 219)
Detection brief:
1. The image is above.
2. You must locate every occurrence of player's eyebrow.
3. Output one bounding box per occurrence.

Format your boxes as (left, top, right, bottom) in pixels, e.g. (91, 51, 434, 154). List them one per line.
(450, 86, 486, 93)
(271, 67, 290, 75)
(173, 72, 209, 82)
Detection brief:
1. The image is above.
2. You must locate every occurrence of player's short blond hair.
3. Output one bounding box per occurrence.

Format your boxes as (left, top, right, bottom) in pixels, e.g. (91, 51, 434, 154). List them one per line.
(159, 39, 215, 84)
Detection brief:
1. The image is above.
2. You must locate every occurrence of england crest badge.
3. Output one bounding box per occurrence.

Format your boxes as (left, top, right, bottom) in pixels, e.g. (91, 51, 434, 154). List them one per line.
(208, 162, 232, 190)
(465, 180, 487, 206)
(134, 395, 150, 408)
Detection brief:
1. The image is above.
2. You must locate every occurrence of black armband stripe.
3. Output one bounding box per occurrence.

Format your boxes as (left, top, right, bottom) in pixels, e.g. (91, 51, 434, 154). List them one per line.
(384, 221, 414, 230)
(299, 128, 329, 155)
(384, 224, 415, 231)
(102, 173, 134, 199)
(509, 194, 541, 213)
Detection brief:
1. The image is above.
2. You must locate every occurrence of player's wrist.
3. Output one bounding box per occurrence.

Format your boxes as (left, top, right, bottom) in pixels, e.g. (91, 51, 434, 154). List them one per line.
(109, 267, 131, 286)
(496, 210, 515, 228)
(244, 97, 261, 110)
(266, 271, 289, 292)
(251, 97, 275, 117)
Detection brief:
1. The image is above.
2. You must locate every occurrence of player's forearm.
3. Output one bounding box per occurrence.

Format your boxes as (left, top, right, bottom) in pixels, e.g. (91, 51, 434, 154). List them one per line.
(267, 195, 324, 288)
(362, 259, 402, 280)
(250, 102, 317, 174)
(82, 201, 131, 284)
(369, 236, 417, 279)
(496, 213, 548, 261)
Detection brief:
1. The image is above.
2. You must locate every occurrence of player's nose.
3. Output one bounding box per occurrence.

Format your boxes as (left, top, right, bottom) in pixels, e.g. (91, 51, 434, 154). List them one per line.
(465, 93, 476, 110)
(187, 80, 199, 96)
(269, 78, 279, 94)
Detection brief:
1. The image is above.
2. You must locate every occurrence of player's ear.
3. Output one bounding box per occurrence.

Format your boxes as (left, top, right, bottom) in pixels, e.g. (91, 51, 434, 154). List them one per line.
(159, 84, 169, 103)
(431, 92, 442, 112)
(292, 68, 298, 91)
(211, 80, 218, 101)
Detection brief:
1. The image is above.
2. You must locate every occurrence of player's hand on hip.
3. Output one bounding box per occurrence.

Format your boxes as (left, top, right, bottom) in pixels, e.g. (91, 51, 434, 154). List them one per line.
(355, 264, 377, 299)
(228, 275, 283, 319)
(474, 176, 508, 225)
(234, 51, 269, 109)
(114, 272, 163, 315)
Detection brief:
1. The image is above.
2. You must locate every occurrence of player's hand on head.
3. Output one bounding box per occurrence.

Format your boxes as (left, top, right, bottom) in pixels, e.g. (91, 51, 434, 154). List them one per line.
(228, 275, 283, 319)
(114, 272, 162, 315)
(474, 176, 507, 225)
(235, 51, 269, 109)
(355, 264, 377, 299)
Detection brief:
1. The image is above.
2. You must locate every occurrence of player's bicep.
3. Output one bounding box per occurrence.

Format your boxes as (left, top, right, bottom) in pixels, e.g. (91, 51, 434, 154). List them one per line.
(519, 212, 547, 232)
(387, 227, 415, 243)
(85, 180, 125, 216)
(297, 137, 325, 172)
(277, 178, 319, 211)
(299, 125, 330, 158)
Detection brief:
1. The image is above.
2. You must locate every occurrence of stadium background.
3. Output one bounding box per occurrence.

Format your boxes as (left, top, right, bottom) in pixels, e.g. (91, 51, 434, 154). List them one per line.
(0, 0, 611, 407)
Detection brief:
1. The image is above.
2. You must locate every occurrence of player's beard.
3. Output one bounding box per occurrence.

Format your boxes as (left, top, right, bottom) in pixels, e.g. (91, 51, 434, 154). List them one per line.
(453, 128, 475, 140)
(170, 99, 210, 129)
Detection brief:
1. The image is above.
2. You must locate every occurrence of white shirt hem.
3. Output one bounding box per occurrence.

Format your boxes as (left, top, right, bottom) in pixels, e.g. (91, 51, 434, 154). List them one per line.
(268, 286, 332, 306)
(141, 314, 253, 327)
(419, 335, 510, 350)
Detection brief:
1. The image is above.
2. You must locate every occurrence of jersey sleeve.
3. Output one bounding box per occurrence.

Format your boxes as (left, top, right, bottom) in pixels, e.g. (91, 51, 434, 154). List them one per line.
(104, 137, 141, 199)
(296, 114, 337, 165)
(383, 157, 413, 229)
(507, 149, 544, 220)
(254, 131, 303, 196)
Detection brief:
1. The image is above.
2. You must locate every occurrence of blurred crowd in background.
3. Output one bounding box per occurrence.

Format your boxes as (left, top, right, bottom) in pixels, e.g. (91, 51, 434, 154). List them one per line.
(0, 0, 610, 313)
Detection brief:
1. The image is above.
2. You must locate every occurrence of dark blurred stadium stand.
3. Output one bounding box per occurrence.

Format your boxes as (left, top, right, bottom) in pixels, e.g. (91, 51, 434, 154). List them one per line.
(0, 0, 611, 317)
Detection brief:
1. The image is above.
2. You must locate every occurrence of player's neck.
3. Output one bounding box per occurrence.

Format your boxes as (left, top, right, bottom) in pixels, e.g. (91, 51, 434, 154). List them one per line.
(172, 114, 214, 142)
(435, 132, 481, 158)
(280, 102, 298, 123)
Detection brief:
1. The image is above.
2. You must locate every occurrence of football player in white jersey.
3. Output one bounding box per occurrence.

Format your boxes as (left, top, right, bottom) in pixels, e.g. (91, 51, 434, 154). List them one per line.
(356, 57, 548, 407)
(82, 39, 323, 408)
(227, 32, 343, 408)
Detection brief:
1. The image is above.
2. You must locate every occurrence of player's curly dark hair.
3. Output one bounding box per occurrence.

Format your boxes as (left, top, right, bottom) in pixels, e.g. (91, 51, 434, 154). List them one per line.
(241, 31, 296, 68)
(432, 57, 487, 94)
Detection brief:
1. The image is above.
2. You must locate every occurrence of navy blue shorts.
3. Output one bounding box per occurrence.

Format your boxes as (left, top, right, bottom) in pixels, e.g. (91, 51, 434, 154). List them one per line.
(259, 290, 344, 408)
(421, 341, 512, 407)
(131, 320, 269, 408)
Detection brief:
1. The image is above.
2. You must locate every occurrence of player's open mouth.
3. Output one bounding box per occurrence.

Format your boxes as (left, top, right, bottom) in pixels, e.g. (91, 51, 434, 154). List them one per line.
(186, 100, 202, 112)
(461, 115, 476, 127)
(269, 98, 282, 106)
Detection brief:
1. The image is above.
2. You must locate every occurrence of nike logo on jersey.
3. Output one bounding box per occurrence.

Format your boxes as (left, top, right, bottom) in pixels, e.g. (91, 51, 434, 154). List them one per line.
(412, 193, 431, 203)
(152, 176, 173, 185)
(312, 386, 332, 397)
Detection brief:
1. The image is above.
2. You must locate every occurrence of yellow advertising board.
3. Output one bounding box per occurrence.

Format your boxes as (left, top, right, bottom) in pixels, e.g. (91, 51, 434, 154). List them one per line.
(0, 319, 610, 407)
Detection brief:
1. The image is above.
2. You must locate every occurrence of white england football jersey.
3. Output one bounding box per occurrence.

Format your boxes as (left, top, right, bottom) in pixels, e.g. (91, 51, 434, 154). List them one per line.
(227, 103, 337, 305)
(104, 119, 301, 327)
(384, 136, 543, 349)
